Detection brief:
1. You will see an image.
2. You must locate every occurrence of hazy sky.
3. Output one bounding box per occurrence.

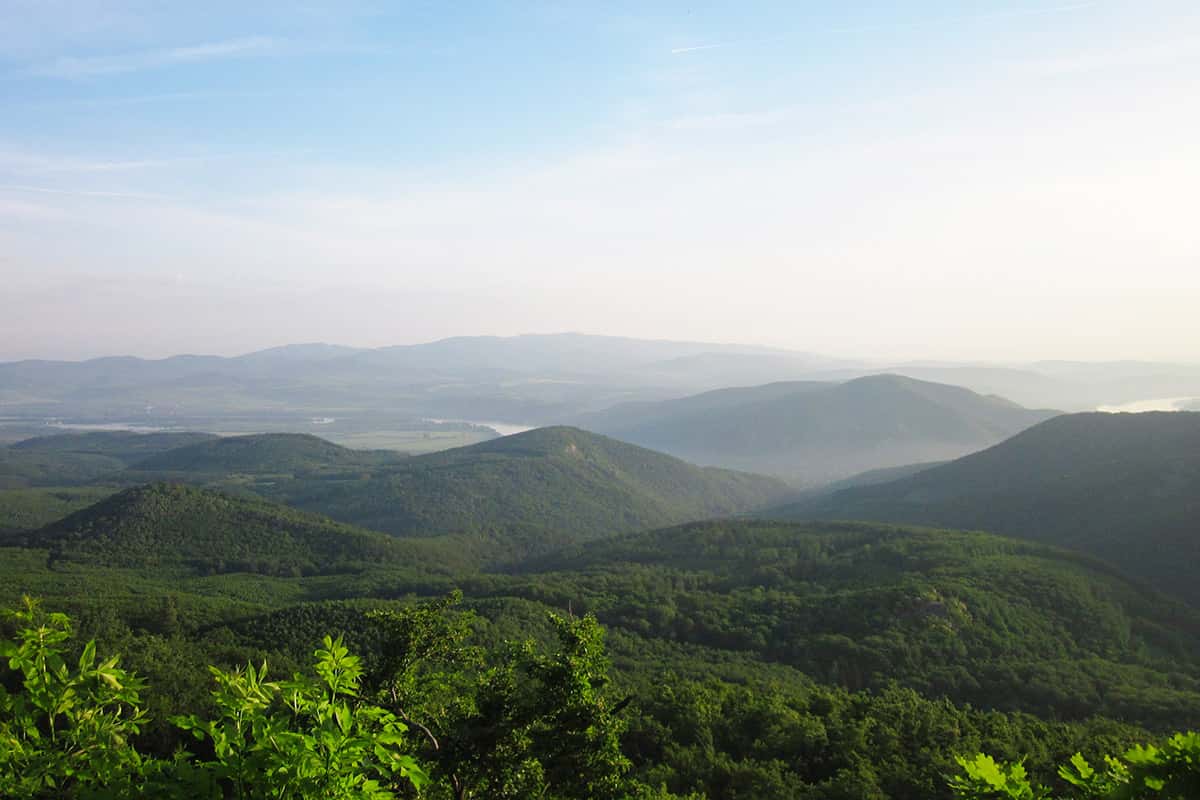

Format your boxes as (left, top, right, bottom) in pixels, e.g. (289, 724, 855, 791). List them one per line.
(2, 1, 1198, 362)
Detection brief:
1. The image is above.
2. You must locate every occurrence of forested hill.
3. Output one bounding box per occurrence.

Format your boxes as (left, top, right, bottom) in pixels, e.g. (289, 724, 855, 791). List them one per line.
(11, 431, 218, 463)
(254, 426, 791, 552)
(8, 483, 415, 575)
(131, 432, 403, 473)
(1, 430, 217, 488)
(1, 447, 129, 489)
(421, 425, 788, 512)
(509, 518, 1200, 727)
(576, 374, 1058, 483)
(772, 411, 1200, 605)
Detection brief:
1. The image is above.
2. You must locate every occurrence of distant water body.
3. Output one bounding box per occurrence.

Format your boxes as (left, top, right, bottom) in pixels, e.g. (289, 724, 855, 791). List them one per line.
(1097, 397, 1199, 413)
(44, 421, 173, 432)
(424, 419, 535, 437)
(36, 418, 538, 437)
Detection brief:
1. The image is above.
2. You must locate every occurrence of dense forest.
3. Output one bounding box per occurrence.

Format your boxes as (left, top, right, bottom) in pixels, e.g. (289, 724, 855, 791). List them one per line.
(4, 595, 1198, 799)
(1, 426, 1199, 798)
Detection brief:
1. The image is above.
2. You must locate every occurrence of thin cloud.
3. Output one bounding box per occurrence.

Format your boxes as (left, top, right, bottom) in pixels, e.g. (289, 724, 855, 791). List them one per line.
(0, 184, 162, 200)
(0, 147, 318, 178)
(671, 1, 1100, 54)
(24, 36, 279, 78)
(34, 90, 284, 109)
(31, 159, 177, 173)
(0, 150, 219, 174)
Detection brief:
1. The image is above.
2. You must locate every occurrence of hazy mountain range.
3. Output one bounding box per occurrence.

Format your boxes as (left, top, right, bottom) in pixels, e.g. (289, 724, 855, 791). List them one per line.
(0, 334, 835, 426)
(4, 335, 1200, 432)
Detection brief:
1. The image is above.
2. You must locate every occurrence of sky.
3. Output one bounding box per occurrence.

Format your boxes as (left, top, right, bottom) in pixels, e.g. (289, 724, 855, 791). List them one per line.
(1, 0, 1198, 362)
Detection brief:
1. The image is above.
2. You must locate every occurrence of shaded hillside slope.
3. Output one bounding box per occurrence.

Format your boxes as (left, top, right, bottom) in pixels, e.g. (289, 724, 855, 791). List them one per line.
(773, 412, 1200, 604)
(132, 432, 404, 473)
(12, 431, 218, 463)
(578, 374, 1058, 484)
(8, 483, 417, 575)
(0, 487, 115, 534)
(0, 448, 127, 489)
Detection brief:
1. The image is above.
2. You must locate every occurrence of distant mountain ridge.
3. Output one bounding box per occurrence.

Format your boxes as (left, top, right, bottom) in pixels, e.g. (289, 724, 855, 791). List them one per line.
(6, 334, 1200, 426)
(773, 411, 1200, 605)
(578, 374, 1058, 484)
(132, 432, 403, 473)
(0, 333, 814, 389)
(0, 333, 846, 424)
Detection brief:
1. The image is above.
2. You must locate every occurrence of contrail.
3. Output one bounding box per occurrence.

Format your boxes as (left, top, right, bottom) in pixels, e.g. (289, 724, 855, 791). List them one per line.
(670, 42, 741, 54)
(671, 1, 1100, 54)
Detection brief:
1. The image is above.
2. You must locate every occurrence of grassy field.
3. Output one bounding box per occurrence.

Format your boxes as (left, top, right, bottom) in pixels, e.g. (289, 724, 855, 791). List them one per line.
(203, 427, 500, 453)
(316, 428, 498, 453)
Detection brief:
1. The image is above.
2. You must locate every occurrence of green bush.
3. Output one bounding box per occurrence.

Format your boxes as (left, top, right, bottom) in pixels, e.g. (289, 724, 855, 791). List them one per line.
(0, 598, 666, 799)
(172, 636, 426, 799)
(950, 733, 1200, 799)
(0, 597, 149, 799)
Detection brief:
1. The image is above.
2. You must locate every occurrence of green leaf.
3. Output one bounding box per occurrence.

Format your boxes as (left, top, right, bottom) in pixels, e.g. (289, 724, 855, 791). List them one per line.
(78, 639, 96, 672)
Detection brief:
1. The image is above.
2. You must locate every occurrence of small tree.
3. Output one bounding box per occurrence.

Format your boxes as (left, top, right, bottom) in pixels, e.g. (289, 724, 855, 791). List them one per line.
(368, 599, 636, 799)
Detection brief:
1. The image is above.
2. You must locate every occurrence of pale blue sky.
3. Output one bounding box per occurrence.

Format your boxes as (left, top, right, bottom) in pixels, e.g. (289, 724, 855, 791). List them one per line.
(2, 1, 1198, 361)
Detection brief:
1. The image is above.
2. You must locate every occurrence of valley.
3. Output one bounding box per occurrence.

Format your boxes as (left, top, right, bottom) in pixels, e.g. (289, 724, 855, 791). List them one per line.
(6, 4, 1198, 793)
(3, 387, 1200, 798)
